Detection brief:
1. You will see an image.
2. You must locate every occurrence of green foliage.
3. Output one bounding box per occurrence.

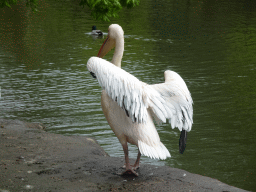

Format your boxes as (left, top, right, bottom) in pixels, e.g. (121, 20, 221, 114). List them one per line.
(0, 0, 139, 21)
(0, 0, 17, 8)
(79, 0, 140, 21)
(0, 0, 38, 10)
(120, 0, 139, 8)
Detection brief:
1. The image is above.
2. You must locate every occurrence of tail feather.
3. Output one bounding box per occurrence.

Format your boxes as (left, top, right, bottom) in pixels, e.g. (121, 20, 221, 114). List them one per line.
(179, 130, 187, 154)
(138, 140, 171, 160)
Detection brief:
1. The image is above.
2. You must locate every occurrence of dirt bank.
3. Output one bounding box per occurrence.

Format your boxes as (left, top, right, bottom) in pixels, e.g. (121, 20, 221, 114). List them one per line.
(0, 119, 249, 192)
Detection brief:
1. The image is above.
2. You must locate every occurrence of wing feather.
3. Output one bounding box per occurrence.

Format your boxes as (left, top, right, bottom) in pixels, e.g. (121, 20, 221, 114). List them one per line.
(150, 70, 193, 131)
(87, 57, 193, 131)
(87, 57, 148, 123)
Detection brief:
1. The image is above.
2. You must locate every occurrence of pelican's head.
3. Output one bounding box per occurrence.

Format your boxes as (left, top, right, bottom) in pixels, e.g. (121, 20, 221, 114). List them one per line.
(97, 24, 124, 58)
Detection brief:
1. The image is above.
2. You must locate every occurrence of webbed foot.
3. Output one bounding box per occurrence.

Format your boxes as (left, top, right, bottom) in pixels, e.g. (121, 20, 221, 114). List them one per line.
(121, 169, 138, 176)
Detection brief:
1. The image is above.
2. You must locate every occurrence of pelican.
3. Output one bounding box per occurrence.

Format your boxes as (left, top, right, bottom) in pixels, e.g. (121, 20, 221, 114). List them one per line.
(91, 25, 103, 36)
(87, 24, 193, 176)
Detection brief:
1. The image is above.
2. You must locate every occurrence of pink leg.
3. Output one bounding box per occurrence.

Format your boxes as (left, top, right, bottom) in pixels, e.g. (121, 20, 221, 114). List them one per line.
(122, 150, 141, 170)
(121, 143, 138, 176)
(133, 151, 141, 170)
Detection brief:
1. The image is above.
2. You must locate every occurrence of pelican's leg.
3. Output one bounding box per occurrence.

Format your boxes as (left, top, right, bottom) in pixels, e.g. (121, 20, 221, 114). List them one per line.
(122, 150, 140, 170)
(121, 142, 138, 176)
(133, 151, 141, 170)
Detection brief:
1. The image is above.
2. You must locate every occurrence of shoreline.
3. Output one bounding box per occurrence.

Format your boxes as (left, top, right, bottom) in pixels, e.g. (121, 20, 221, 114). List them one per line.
(0, 119, 249, 191)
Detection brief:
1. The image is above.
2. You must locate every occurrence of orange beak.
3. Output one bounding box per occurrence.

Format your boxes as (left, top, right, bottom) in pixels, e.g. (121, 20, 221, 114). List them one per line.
(97, 36, 115, 58)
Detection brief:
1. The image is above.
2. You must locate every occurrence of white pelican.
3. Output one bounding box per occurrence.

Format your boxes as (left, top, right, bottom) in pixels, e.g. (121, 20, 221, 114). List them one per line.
(87, 24, 193, 176)
(91, 25, 103, 36)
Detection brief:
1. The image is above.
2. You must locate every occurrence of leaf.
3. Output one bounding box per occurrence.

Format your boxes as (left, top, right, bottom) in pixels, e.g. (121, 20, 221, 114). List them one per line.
(79, 0, 140, 21)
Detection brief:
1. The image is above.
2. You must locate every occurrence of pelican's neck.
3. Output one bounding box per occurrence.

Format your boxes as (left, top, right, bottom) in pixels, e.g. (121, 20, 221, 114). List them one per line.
(111, 37, 124, 68)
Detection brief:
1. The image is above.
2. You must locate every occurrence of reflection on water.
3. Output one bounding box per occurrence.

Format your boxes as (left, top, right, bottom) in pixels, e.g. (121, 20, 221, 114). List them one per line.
(0, 0, 256, 191)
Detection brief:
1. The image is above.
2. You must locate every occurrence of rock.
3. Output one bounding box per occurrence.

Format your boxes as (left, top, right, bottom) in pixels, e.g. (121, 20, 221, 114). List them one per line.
(0, 119, 248, 192)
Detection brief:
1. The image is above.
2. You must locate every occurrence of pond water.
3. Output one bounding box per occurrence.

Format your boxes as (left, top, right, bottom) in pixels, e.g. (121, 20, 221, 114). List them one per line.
(0, 0, 256, 191)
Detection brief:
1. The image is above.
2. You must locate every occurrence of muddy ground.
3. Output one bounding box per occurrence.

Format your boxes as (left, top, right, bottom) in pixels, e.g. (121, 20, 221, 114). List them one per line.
(0, 119, 249, 192)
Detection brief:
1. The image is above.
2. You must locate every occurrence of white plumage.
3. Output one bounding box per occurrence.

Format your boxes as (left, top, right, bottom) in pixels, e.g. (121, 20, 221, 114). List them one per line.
(87, 24, 193, 176)
(87, 57, 193, 131)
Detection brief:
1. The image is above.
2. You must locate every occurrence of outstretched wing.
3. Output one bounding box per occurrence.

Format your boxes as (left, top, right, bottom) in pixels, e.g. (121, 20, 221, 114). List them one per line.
(87, 57, 193, 132)
(87, 57, 148, 123)
(150, 70, 193, 132)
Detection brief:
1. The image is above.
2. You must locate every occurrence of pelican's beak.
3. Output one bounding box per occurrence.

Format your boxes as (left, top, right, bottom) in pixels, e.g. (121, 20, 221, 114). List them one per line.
(97, 36, 115, 58)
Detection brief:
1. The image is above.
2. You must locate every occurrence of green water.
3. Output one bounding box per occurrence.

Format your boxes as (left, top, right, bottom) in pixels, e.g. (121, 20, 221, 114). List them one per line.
(0, 0, 255, 191)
